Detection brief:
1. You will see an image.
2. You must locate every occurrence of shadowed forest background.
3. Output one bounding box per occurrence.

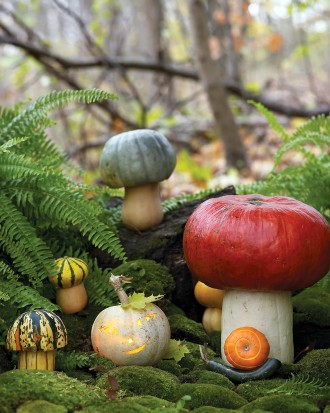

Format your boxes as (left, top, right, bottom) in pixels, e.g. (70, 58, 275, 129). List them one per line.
(1, 0, 329, 196)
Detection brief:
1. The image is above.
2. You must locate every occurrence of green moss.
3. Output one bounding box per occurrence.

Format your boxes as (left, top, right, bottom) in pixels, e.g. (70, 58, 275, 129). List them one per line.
(165, 303, 186, 317)
(295, 349, 330, 384)
(123, 395, 174, 409)
(236, 379, 289, 401)
(96, 366, 180, 402)
(178, 341, 212, 372)
(239, 395, 320, 413)
(193, 407, 240, 413)
(293, 286, 330, 327)
(156, 359, 185, 377)
(168, 314, 208, 344)
(80, 399, 153, 413)
(111, 259, 175, 309)
(177, 383, 247, 410)
(276, 363, 301, 379)
(206, 331, 222, 354)
(16, 400, 67, 413)
(193, 370, 234, 389)
(0, 369, 108, 413)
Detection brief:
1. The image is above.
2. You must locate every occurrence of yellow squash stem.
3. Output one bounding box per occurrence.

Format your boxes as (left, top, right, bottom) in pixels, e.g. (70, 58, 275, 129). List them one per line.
(18, 350, 55, 370)
(122, 183, 164, 231)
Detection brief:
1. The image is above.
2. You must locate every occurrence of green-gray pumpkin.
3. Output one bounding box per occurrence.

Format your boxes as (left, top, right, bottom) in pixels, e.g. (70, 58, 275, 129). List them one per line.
(100, 129, 176, 188)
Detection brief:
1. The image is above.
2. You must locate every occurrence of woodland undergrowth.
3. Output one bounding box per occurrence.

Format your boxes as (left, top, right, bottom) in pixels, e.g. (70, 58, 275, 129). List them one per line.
(0, 91, 329, 347)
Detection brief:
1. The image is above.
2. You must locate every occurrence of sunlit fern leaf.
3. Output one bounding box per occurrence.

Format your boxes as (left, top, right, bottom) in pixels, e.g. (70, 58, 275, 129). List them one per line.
(1, 89, 117, 142)
(0, 280, 59, 311)
(248, 100, 290, 142)
(273, 133, 330, 169)
(0, 137, 31, 151)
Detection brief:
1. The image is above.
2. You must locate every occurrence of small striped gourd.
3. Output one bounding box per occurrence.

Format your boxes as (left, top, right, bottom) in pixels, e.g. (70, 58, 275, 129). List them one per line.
(6, 309, 67, 370)
(49, 257, 89, 314)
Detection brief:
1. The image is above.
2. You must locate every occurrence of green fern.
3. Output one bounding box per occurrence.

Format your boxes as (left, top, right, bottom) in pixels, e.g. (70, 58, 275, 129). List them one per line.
(238, 103, 330, 220)
(56, 350, 94, 372)
(266, 373, 330, 398)
(0, 89, 126, 324)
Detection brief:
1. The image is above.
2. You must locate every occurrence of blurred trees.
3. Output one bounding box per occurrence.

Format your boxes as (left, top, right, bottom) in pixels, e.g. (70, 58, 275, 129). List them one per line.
(0, 0, 329, 172)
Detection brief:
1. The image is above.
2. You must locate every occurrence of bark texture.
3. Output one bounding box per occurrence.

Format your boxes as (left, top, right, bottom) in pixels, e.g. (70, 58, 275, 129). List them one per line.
(189, 0, 248, 170)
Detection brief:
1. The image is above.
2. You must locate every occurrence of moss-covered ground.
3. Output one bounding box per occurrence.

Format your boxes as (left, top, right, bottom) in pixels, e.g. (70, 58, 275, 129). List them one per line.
(1, 260, 329, 413)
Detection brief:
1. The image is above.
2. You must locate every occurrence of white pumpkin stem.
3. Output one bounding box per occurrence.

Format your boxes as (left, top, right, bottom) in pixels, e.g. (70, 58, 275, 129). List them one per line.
(109, 274, 132, 305)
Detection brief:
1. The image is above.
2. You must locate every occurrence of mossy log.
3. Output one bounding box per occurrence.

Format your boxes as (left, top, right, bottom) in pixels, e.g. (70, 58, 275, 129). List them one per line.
(92, 185, 236, 320)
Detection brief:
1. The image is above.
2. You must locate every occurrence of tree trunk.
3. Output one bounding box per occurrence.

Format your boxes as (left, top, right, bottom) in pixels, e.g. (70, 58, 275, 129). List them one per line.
(188, 0, 248, 170)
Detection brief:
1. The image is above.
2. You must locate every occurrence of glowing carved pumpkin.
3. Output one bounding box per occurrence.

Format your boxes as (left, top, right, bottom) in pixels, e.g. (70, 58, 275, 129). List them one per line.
(91, 275, 171, 366)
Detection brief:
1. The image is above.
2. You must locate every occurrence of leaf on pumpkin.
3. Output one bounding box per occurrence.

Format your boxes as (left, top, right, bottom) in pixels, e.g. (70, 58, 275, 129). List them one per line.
(121, 292, 163, 310)
(163, 339, 190, 362)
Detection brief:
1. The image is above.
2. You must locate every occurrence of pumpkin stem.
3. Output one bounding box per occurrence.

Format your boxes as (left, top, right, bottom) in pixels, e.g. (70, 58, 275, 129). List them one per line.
(109, 274, 132, 305)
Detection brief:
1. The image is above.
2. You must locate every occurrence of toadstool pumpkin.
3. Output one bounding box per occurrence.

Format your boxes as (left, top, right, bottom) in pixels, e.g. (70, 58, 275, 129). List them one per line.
(183, 194, 330, 364)
(91, 274, 171, 366)
(48, 256, 88, 314)
(6, 309, 67, 370)
(99, 129, 176, 231)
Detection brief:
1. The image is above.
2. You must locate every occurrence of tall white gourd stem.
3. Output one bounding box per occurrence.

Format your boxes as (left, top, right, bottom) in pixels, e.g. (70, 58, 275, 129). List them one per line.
(221, 290, 294, 364)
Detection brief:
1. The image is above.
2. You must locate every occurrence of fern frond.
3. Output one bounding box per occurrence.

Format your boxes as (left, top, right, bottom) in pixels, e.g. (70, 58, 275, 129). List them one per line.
(1, 89, 117, 144)
(273, 133, 330, 168)
(292, 114, 330, 139)
(266, 373, 329, 397)
(0, 260, 19, 281)
(0, 137, 31, 151)
(83, 257, 119, 307)
(0, 290, 10, 302)
(0, 192, 56, 284)
(56, 350, 93, 372)
(249, 100, 290, 142)
(0, 279, 59, 311)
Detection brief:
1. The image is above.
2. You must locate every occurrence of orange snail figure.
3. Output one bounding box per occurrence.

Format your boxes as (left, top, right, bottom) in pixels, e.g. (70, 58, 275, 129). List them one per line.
(224, 326, 270, 370)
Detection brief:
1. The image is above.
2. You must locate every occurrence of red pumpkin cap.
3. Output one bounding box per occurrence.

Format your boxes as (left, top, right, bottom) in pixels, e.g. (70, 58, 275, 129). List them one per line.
(183, 194, 330, 291)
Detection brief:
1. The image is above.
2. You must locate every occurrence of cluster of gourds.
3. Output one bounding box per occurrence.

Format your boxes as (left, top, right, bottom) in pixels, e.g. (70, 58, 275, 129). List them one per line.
(194, 281, 224, 335)
(4, 130, 330, 383)
(6, 258, 171, 370)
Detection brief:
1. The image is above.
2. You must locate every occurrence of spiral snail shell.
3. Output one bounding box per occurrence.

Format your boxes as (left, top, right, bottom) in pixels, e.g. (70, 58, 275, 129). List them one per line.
(224, 326, 270, 370)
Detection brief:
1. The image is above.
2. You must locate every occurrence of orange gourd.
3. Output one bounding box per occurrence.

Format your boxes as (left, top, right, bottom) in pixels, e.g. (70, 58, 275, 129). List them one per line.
(194, 281, 224, 308)
(224, 326, 270, 370)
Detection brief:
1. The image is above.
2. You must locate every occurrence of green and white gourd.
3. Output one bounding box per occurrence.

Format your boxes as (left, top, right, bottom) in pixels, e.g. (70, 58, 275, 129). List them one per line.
(100, 129, 176, 231)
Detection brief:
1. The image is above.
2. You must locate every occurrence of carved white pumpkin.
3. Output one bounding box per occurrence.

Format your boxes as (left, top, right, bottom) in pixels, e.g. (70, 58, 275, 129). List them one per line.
(91, 275, 171, 366)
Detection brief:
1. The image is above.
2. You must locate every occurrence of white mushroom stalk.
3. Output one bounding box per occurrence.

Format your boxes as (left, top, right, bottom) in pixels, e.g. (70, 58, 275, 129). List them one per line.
(221, 290, 293, 364)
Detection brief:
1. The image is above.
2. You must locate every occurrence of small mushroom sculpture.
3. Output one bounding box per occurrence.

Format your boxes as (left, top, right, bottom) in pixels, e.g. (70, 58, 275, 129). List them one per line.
(99, 129, 176, 231)
(183, 194, 330, 364)
(48, 257, 89, 314)
(6, 309, 67, 370)
(91, 274, 171, 366)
